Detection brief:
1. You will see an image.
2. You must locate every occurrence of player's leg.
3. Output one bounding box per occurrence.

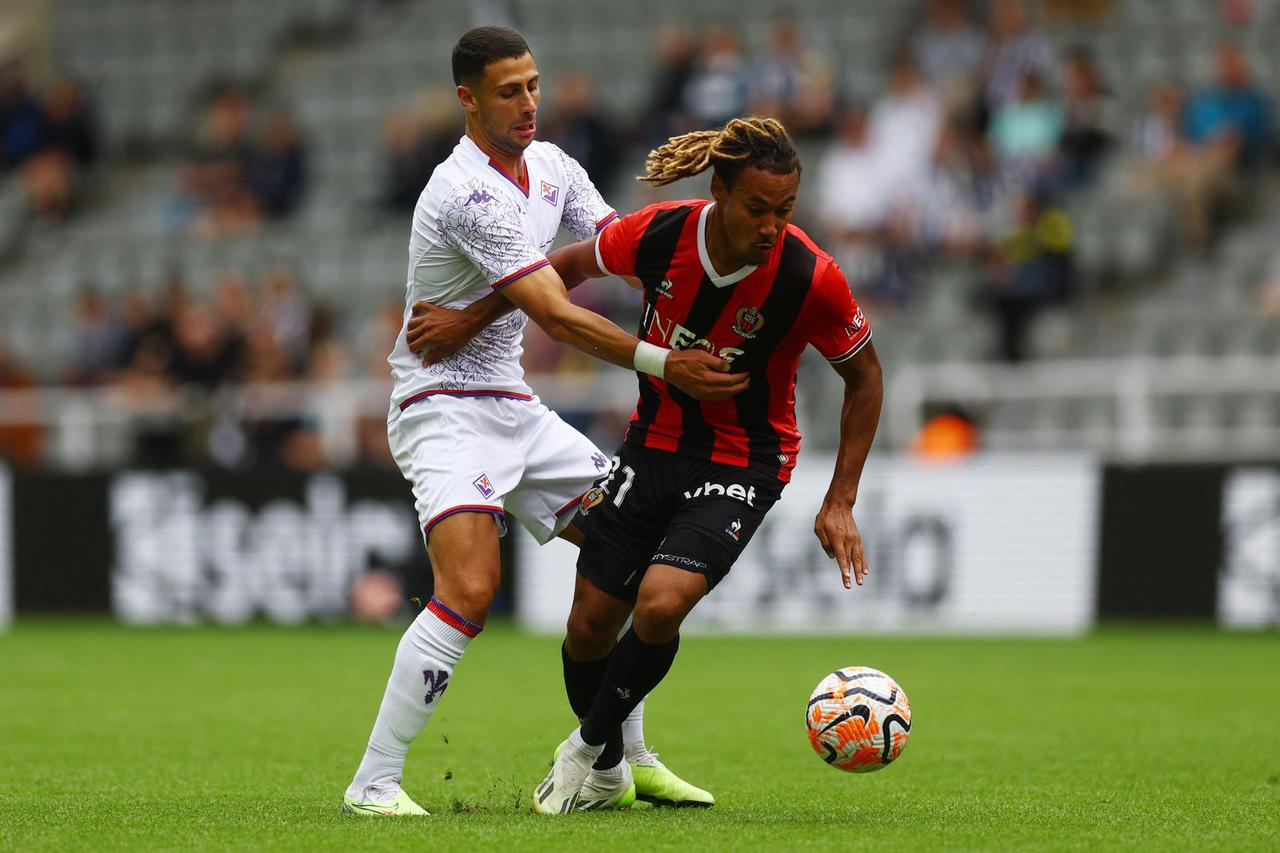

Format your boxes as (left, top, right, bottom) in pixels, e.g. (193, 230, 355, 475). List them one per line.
(344, 512, 501, 815)
(535, 562, 703, 814)
(536, 456, 782, 813)
(345, 397, 516, 816)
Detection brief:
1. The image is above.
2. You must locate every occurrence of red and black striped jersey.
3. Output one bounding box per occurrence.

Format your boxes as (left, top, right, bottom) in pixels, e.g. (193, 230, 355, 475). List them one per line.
(595, 199, 872, 482)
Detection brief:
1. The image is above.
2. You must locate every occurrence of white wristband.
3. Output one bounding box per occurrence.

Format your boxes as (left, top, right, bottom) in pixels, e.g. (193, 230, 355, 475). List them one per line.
(633, 341, 669, 379)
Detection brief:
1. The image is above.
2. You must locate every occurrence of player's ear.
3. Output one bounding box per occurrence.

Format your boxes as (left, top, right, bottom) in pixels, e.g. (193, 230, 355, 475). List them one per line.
(456, 84, 479, 113)
(710, 173, 728, 206)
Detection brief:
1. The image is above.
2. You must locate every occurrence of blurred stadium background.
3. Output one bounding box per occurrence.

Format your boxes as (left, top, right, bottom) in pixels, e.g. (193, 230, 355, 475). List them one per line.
(1, 1, 1279, 848)
(1, 0, 1276, 629)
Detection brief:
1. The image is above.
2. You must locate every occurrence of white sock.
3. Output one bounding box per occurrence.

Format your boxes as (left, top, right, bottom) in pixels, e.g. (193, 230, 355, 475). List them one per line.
(568, 725, 604, 759)
(622, 701, 649, 762)
(347, 598, 481, 799)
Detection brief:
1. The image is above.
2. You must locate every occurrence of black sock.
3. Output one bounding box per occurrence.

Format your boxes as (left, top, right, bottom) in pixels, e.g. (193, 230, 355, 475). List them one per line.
(562, 642, 625, 769)
(580, 628, 679, 751)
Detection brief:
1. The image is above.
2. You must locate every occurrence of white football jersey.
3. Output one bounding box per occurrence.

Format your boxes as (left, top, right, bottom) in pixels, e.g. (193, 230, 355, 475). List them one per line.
(387, 135, 616, 411)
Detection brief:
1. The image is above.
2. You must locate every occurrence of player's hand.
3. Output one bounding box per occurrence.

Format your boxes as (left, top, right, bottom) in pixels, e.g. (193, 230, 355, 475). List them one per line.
(407, 301, 478, 366)
(663, 349, 749, 401)
(814, 499, 868, 589)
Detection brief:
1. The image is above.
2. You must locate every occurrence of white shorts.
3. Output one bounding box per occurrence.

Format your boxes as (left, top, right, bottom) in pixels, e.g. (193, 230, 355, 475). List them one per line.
(388, 393, 610, 545)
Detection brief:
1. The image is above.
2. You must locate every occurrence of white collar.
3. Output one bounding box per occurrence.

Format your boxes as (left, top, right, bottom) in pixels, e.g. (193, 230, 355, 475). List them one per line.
(697, 203, 757, 288)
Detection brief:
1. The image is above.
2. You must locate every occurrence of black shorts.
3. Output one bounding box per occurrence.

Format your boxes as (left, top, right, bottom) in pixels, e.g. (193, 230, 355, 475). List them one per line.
(575, 442, 784, 603)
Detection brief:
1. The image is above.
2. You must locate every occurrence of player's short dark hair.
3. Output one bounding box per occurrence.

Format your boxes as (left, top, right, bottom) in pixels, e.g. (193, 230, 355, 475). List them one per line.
(451, 26, 531, 86)
(639, 116, 801, 188)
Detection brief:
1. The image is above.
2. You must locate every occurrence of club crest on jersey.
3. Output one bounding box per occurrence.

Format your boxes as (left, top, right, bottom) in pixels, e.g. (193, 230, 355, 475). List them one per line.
(725, 518, 743, 541)
(473, 474, 495, 499)
(540, 181, 559, 205)
(579, 486, 605, 515)
(732, 306, 764, 339)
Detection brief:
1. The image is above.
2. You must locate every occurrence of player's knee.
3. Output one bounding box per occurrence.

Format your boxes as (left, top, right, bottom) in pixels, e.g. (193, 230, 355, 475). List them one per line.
(565, 609, 617, 658)
(435, 574, 498, 621)
(632, 590, 693, 640)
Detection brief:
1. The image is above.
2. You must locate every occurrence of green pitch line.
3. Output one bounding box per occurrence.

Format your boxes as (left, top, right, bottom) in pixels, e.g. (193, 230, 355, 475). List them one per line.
(1, 620, 1277, 851)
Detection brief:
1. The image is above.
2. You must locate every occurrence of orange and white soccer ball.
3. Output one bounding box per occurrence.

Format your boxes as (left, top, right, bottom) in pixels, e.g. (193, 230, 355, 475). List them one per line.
(806, 667, 912, 773)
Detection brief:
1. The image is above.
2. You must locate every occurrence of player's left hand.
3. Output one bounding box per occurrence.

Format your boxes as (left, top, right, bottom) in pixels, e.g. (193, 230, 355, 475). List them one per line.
(407, 300, 477, 365)
(814, 499, 868, 589)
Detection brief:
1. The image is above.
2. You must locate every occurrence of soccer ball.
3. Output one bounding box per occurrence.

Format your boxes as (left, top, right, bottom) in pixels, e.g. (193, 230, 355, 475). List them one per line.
(806, 667, 912, 773)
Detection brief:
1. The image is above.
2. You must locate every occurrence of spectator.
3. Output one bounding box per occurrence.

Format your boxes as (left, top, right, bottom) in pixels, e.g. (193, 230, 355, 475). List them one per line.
(985, 187, 1074, 361)
(682, 24, 751, 128)
(167, 299, 245, 389)
(911, 121, 1013, 255)
(988, 71, 1062, 176)
(815, 106, 893, 278)
(982, 0, 1056, 110)
(750, 14, 837, 138)
(1057, 46, 1116, 188)
(1184, 41, 1273, 174)
(0, 62, 44, 170)
(66, 289, 126, 386)
(39, 78, 96, 168)
(177, 83, 259, 237)
(642, 22, 697, 144)
(381, 91, 456, 213)
(911, 0, 987, 108)
(868, 54, 944, 202)
(543, 72, 618, 198)
(259, 264, 312, 371)
(247, 109, 307, 219)
(1128, 82, 1239, 250)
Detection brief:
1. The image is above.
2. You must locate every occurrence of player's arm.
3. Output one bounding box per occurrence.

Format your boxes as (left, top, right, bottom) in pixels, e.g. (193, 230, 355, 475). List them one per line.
(814, 341, 883, 590)
(408, 237, 641, 362)
(498, 262, 747, 400)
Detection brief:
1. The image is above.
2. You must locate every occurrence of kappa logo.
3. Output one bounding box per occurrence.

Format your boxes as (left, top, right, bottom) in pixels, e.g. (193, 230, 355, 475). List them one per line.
(473, 473, 495, 499)
(423, 669, 450, 705)
(656, 278, 676, 300)
(615, 686, 631, 700)
(540, 181, 559, 205)
(732, 306, 765, 339)
(591, 451, 609, 471)
(466, 189, 495, 206)
(725, 518, 743, 541)
(844, 307, 867, 338)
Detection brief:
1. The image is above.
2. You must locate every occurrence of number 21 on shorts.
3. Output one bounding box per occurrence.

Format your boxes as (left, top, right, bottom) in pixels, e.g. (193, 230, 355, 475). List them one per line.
(599, 455, 636, 507)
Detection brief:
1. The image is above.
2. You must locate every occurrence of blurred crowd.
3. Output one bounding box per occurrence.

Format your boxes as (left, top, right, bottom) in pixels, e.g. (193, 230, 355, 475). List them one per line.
(0, 62, 97, 224)
(2, 0, 1279, 470)
(1, 268, 404, 470)
(170, 82, 308, 238)
(813, 0, 1271, 361)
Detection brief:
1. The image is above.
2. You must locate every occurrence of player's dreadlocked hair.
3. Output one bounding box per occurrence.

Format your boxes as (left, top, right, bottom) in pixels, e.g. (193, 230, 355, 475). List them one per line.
(639, 117, 801, 188)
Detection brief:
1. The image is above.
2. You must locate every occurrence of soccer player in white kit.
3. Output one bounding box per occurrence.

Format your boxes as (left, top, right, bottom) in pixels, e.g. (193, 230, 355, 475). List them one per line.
(342, 27, 744, 816)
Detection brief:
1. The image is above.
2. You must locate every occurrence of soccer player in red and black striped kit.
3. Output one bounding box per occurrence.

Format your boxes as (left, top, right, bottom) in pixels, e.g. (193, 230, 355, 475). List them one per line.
(412, 117, 881, 812)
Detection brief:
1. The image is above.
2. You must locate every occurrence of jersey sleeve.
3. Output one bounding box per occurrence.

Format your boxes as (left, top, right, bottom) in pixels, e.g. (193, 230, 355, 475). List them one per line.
(438, 178, 549, 289)
(550, 143, 618, 241)
(593, 207, 654, 278)
(804, 260, 873, 363)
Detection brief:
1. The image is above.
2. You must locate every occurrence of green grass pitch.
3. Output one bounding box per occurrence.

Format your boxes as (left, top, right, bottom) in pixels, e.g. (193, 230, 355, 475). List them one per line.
(1, 620, 1277, 851)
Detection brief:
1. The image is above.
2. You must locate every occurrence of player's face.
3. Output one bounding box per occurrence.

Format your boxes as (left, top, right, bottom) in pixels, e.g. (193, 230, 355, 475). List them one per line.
(461, 53, 541, 156)
(713, 166, 800, 266)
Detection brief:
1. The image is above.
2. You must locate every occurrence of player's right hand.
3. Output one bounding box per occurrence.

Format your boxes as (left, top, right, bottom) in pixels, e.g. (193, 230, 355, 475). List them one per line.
(663, 349, 750, 401)
(407, 300, 477, 366)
